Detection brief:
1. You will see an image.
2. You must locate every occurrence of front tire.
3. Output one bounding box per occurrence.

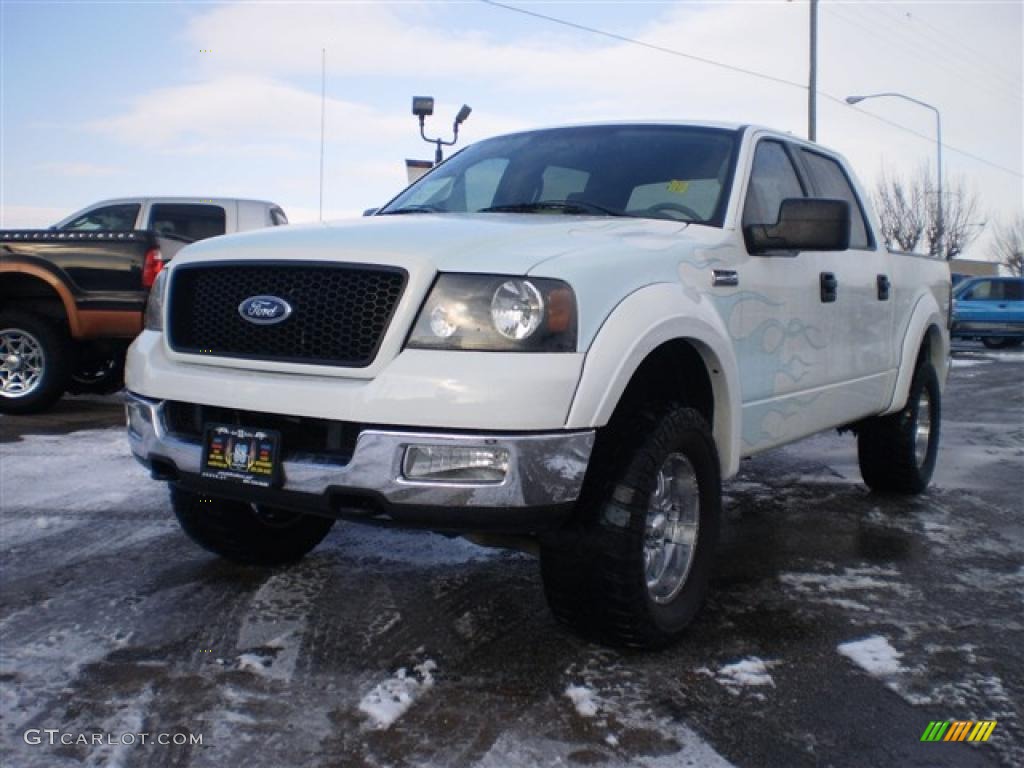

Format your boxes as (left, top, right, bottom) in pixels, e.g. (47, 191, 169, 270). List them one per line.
(170, 488, 335, 565)
(857, 361, 941, 494)
(540, 405, 721, 649)
(0, 310, 72, 415)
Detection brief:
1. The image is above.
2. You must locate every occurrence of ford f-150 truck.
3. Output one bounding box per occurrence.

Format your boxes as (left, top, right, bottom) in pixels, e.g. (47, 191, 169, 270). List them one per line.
(1, 197, 286, 413)
(125, 123, 950, 648)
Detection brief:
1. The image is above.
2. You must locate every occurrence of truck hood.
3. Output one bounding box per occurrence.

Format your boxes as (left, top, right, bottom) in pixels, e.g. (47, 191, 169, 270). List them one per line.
(171, 213, 716, 276)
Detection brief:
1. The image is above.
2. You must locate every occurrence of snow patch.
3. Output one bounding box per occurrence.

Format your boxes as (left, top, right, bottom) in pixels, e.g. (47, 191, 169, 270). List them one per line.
(237, 654, 273, 675)
(714, 657, 777, 694)
(837, 635, 904, 677)
(336, 525, 499, 566)
(358, 660, 437, 730)
(564, 684, 599, 717)
(779, 566, 913, 609)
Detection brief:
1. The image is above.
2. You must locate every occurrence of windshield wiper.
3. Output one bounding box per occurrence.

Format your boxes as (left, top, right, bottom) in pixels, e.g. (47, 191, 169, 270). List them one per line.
(479, 200, 631, 217)
(378, 204, 448, 215)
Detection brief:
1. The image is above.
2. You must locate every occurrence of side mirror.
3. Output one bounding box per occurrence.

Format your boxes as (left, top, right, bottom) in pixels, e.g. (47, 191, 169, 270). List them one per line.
(362, 208, 379, 217)
(745, 198, 850, 254)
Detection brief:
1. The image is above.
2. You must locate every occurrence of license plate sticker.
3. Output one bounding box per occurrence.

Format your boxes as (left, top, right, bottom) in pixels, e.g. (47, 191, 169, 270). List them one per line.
(201, 424, 281, 488)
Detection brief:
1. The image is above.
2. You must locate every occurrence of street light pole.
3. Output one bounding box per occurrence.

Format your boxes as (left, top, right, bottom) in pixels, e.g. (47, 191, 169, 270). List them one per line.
(845, 92, 944, 258)
(808, 0, 818, 141)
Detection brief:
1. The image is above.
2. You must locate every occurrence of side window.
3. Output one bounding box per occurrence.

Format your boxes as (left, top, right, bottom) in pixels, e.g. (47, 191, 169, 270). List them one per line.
(799, 150, 872, 249)
(149, 204, 227, 242)
(965, 280, 993, 300)
(270, 208, 288, 226)
(741, 141, 805, 228)
(1005, 280, 1024, 301)
(60, 204, 140, 231)
(464, 157, 509, 210)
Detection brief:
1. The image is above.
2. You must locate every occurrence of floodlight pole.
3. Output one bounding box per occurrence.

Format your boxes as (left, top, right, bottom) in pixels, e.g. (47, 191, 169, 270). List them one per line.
(808, 0, 818, 141)
(416, 102, 472, 164)
(845, 92, 944, 258)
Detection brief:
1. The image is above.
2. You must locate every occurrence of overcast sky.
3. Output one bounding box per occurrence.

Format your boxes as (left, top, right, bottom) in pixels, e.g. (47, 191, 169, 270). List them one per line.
(2, 0, 1020, 259)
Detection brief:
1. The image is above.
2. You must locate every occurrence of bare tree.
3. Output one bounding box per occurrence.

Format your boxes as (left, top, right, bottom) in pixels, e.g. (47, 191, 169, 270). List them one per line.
(872, 165, 984, 259)
(873, 169, 926, 252)
(990, 215, 1024, 276)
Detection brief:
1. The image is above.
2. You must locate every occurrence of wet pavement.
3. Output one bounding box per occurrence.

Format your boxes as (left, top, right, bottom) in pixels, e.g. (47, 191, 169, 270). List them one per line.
(1, 341, 1021, 767)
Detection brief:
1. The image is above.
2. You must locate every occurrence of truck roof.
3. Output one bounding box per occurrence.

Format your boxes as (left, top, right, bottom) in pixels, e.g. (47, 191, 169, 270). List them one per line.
(76, 196, 280, 208)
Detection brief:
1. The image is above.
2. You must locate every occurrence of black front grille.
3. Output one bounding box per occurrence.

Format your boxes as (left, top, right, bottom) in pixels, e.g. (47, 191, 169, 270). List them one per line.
(163, 401, 361, 462)
(167, 262, 407, 367)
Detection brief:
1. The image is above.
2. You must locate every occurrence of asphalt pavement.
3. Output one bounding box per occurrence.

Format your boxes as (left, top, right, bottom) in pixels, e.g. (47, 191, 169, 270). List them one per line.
(1, 341, 1021, 767)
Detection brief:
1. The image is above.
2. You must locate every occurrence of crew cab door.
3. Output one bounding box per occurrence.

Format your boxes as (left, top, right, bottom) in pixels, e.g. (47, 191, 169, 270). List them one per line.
(730, 137, 838, 454)
(793, 147, 895, 406)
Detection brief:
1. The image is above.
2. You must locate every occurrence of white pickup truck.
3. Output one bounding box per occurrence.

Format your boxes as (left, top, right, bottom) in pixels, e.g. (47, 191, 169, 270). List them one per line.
(126, 122, 950, 648)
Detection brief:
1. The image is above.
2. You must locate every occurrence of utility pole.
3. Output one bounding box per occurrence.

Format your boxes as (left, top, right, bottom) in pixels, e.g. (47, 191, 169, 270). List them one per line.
(808, 0, 818, 141)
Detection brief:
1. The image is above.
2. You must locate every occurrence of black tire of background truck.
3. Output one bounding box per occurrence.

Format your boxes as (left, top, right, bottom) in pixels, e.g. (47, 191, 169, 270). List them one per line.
(857, 361, 941, 494)
(0, 309, 72, 415)
(170, 487, 335, 565)
(540, 404, 721, 649)
(981, 337, 1022, 349)
(67, 355, 126, 395)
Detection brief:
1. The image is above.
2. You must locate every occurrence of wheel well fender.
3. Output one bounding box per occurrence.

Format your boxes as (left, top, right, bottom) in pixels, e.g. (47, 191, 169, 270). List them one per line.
(0, 263, 78, 335)
(884, 291, 949, 414)
(566, 283, 742, 478)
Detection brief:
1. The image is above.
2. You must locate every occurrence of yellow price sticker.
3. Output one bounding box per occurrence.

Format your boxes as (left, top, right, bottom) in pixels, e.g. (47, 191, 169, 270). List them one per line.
(667, 180, 690, 194)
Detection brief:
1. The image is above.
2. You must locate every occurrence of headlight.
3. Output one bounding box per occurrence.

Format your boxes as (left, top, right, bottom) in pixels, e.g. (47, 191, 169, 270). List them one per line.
(144, 269, 168, 331)
(407, 274, 576, 352)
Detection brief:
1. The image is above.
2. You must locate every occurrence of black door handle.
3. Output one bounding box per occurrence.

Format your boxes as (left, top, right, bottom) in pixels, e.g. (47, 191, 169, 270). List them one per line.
(820, 272, 838, 303)
(877, 274, 891, 301)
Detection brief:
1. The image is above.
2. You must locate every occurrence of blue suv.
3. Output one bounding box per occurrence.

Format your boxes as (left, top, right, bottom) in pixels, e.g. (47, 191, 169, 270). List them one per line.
(952, 276, 1024, 349)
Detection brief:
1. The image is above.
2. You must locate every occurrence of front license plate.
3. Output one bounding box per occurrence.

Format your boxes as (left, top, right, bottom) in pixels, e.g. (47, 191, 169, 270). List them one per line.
(201, 423, 282, 488)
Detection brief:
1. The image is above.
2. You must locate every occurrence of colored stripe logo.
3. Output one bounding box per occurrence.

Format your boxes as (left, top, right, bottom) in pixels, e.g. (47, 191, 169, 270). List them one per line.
(921, 721, 997, 742)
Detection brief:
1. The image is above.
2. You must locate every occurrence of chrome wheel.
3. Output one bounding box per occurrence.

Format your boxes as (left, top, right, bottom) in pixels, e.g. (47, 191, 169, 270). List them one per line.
(914, 390, 931, 467)
(0, 328, 45, 399)
(644, 452, 701, 604)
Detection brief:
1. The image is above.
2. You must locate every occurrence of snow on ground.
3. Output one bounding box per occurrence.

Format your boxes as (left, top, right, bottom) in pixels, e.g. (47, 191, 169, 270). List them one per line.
(712, 657, 777, 693)
(0, 428, 162, 515)
(837, 635, 904, 677)
(565, 684, 600, 717)
(235, 564, 331, 682)
(779, 566, 913, 612)
(557, 651, 739, 767)
(357, 659, 437, 730)
(335, 525, 499, 566)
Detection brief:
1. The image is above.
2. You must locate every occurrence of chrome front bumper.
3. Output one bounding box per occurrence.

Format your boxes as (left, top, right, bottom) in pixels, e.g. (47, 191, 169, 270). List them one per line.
(125, 392, 594, 523)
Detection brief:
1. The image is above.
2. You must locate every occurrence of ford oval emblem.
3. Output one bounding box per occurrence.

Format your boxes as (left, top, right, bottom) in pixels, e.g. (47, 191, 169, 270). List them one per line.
(238, 295, 292, 325)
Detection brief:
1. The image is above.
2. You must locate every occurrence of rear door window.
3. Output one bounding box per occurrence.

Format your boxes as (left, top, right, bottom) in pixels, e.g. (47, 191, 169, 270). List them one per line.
(149, 204, 227, 242)
(60, 203, 140, 231)
(798, 149, 872, 249)
(1003, 280, 1024, 301)
(270, 207, 288, 226)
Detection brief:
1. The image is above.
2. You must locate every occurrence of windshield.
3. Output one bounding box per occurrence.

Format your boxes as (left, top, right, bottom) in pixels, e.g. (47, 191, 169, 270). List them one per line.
(380, 125, 740, 225)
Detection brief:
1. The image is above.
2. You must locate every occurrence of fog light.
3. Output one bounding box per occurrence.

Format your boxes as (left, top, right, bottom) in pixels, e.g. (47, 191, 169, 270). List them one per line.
(402, 444, 510, 484)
